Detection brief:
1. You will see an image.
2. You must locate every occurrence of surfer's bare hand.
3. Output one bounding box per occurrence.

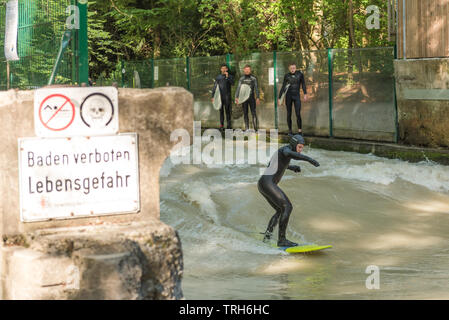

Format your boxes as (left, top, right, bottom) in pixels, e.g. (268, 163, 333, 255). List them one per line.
(256, 98, 260, 105)
(235, 99, 239, 104)
(211, 98, 214, 103)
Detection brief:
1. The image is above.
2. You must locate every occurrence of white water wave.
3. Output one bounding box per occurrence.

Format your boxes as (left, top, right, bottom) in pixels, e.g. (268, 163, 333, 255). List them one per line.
(304, 160, 449, 193)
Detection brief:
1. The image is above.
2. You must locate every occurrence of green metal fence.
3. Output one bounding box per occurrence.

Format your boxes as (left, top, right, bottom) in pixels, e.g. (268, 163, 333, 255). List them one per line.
(330, 48, 396, 142)
(0, 3, 396, 142)
(118, 47, 397, 142)
(0, 0, 87, 90)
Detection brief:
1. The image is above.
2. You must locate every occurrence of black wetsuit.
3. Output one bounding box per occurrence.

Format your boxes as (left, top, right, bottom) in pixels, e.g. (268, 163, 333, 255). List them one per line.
(236, 74, 259, 131)
(258, 136, 320, 247)
(212, 73, 235, 129)
(279, 71, 307, 133)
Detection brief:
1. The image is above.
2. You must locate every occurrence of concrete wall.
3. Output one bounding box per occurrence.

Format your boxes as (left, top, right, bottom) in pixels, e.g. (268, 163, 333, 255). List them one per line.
(395, 58, 449, 148)
(0, 87, 193, 299)
(0, 221, 183, 300)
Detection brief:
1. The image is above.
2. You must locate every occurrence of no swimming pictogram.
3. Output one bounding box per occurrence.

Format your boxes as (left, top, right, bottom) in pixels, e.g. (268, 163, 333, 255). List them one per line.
(38, 94, 76, 131)
(34, 87, 119, 137)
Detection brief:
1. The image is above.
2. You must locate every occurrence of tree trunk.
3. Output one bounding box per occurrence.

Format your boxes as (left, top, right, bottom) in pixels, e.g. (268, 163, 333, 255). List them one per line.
(153, 28, 161, 58)
(347, 0, 355, 81)
(348, 0, 356, 48)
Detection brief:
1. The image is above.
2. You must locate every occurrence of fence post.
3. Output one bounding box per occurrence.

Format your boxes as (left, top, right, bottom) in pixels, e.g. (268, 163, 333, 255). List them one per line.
(186, 56, 191, 90)
(77, 0, 89, 85)
(71, 0, 77, 84)
(273, 51, 278, 130)
(327, 48, 334, 138)
(393, 45, 399, 143)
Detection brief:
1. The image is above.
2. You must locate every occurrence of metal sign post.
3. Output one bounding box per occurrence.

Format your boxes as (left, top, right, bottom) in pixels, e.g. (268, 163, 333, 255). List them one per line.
(327, 48, 334, 138)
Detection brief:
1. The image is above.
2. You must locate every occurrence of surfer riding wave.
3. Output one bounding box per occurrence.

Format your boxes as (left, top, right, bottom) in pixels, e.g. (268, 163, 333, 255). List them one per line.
(258, 134, 320, 247)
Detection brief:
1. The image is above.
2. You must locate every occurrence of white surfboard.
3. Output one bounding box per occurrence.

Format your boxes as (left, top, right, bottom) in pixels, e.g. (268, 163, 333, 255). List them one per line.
(278, 83, 290, 105)
(213, 87, 222, 110)
(238, 84, 252, 104)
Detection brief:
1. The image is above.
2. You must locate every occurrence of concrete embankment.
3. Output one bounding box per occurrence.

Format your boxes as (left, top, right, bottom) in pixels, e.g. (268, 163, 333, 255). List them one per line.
(202, 129, 449, 165)
(301, 136, 449, 165)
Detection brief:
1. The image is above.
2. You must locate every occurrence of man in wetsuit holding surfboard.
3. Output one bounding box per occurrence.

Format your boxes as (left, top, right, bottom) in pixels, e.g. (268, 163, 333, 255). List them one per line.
(235, 65, 260, 132)
(212, 64, 235, 131)
(258, 134, 320, 247)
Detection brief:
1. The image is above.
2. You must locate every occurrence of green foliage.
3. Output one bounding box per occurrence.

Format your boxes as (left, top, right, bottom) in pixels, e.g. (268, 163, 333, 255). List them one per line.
(89, 0, 393, 80)
(0, 0, 394, 86)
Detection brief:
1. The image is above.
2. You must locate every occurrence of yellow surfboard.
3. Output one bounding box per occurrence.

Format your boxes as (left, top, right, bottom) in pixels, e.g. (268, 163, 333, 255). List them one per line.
(277, 244, 333, 254)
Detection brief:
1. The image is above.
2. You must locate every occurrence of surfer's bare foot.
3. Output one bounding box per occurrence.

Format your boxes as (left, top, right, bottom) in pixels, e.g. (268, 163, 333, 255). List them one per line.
(277, 239, 298, 247)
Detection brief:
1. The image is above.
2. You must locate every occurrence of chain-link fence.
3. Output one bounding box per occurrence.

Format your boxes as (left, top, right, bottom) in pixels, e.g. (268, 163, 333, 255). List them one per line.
(119, 47, 397, 142)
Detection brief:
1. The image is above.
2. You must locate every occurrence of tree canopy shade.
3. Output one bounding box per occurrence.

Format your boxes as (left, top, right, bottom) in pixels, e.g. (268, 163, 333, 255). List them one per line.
(88, 0, 393, 79)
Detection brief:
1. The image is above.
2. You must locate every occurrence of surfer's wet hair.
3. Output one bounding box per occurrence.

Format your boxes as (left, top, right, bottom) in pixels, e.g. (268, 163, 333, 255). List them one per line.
(220, 63, 228, 69)
(289, 62, 297, 67)
(243, 64, 251, 69)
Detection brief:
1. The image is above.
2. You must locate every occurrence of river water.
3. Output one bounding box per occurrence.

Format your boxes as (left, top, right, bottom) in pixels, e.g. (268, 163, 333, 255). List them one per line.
(160, 141, 449, 299)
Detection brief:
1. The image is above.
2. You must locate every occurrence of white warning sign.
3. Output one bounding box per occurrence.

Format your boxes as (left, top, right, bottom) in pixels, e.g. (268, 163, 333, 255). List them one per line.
(18, 133, 140, 222)
(34, 87, 119, 137)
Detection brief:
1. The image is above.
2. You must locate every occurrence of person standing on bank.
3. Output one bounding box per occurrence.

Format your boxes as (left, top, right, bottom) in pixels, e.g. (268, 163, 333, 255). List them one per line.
(235, 65, 260, 132)
(278, 63, 308, 135)
(211, 64, 235, 131)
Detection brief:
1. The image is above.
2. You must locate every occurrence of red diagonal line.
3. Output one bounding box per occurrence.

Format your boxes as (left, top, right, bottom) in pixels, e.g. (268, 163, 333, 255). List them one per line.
(45, 100, 69, 125)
